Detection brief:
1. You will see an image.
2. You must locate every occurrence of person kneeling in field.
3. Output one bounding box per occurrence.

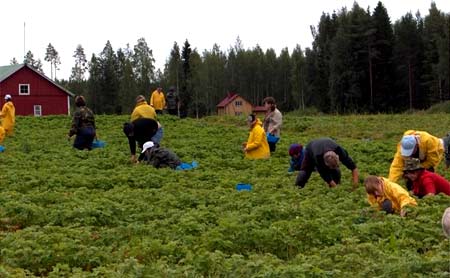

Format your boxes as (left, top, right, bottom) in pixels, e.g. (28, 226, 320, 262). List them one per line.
(140, 141, 181, 169)
(123, 118, 160, 163)
(403, 158, 450, 198)
(364, 175, 417, 217)
(288, 143, 305, 172)
(242, 114, 270, 159)
(296, 138, 359, 189)
(389, 130, 450, 190)
(68, 96, 96, 150)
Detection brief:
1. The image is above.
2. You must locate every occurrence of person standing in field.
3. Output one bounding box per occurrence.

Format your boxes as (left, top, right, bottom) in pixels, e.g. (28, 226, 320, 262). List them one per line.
(0, 94, 15, 136)
(68, 95, 96, 150)
(296, 138, 359, 189)
(402, 158, 450, 198)
(150, 87, 166, 115)
(125, 95, 163, 163)
(364, 175, 417, 217)
(165, 86, 179, 116)
(242, 114, 270, 159)
(389, 130, 450, 188)
(262, 97, 282, 153)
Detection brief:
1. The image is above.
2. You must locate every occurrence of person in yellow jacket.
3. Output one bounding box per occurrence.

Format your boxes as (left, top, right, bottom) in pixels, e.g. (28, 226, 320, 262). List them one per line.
(242, 114, 270, 159)
(389, 130, 446, 185)
(0, 126, 5, 144)
(150, 87, 166, 114)
(131, 95, 157, 122)
(364, 175, 417, 217)
(0, 94, 15, 136)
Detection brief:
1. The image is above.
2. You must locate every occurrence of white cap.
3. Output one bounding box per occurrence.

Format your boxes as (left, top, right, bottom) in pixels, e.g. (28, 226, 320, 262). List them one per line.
(4, 94, 11, 100)
(141, 141, 154, 153)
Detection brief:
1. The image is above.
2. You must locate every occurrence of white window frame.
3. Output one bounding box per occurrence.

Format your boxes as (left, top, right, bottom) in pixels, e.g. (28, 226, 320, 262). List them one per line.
(33, 105, 42, 117)
(19, 84, 30, 95)
(235, 100, 242, 107)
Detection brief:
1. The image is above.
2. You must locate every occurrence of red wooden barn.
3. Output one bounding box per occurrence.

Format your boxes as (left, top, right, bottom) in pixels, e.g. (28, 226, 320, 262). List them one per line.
(0, 64, 74, 116)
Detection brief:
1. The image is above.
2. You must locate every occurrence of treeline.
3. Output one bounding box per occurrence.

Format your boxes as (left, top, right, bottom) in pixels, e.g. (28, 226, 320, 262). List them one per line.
(18, 1, 449, 115)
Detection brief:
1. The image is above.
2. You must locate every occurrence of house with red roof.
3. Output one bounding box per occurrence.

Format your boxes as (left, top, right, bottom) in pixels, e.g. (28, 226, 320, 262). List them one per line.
(0, 64, 74, 116)
(216, 92, 254, 116)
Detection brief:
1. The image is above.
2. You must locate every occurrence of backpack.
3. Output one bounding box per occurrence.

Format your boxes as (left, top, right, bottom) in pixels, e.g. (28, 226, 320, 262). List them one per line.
(145, 147, 181, 169)
(166, 92, 178, 109)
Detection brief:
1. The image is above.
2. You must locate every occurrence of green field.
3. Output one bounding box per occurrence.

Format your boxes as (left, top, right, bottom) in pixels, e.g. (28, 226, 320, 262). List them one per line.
(0, 113, 449, 277)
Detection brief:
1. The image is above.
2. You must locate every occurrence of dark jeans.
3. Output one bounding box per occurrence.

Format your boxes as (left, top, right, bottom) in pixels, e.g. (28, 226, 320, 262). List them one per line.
(168, 109, 178, 116)
(296, 168, 341, 188)
(155, 109, 163, 115)
(73, 126, 95, 150)
(269, 142, 276, 152)
(381, 199, 394, 214)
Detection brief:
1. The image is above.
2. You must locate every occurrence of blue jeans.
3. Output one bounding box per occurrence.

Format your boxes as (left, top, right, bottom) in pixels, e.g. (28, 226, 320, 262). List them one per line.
(151, 127, 163, 144)
(73, 126, 95, 150)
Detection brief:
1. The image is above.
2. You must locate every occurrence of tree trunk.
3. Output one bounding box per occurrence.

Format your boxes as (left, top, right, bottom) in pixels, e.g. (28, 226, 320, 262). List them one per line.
(368, 46, 374, 108)
(408, 60, 413, 110)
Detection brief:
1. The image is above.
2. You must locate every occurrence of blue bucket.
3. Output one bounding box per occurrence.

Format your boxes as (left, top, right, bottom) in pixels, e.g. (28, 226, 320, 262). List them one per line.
(92, 140, 106, 149)
(236, 183, 252, 191)
(267, 134, 280, 143)
(0, 145, 5, 152)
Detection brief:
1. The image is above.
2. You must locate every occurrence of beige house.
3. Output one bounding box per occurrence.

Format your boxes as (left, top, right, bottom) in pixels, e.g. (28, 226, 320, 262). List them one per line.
(216, 93, 253, 116)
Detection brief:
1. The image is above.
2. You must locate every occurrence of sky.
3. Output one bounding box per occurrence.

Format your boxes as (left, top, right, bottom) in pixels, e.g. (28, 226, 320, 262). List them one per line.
(1, 0, 449, 80)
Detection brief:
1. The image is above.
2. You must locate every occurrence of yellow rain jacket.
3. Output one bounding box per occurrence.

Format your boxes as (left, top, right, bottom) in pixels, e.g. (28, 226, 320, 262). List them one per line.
(130, 101, 157, 122)
(0, 101, 15, 135)
(0, 126, 5, 143)
(150, 90, 166, 111)
(367, 177, 417, 213)
(245, 119, 270, 159)
(388, 130, 443, 182)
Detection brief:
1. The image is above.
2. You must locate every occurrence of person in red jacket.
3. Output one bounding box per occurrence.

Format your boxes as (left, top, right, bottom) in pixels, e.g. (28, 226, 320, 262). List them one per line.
(403, 158, 450, 198)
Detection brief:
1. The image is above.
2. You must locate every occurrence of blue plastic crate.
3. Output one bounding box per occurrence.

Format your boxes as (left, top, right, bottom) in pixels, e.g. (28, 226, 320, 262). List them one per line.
(91, 140, 106, 149)
(236, 183, 252, 191)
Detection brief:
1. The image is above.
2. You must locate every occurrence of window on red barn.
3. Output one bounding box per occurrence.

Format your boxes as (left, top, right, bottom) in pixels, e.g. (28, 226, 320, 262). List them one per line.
(19, 84, 30, 95)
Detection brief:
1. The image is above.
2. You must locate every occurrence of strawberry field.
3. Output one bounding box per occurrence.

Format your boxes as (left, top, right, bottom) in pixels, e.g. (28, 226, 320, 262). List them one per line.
(0, 113, 449, 277)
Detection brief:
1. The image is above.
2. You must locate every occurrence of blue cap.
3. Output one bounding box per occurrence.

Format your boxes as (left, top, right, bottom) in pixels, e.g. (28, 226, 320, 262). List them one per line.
(400, 135, 417, 156)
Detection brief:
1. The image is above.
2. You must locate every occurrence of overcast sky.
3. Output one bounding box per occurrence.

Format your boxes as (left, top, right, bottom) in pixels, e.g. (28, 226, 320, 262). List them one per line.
(1, 0, 448, 80)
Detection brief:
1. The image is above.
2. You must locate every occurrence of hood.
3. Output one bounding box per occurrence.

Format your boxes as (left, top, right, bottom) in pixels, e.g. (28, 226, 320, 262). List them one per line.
(250, 118, 263, 129)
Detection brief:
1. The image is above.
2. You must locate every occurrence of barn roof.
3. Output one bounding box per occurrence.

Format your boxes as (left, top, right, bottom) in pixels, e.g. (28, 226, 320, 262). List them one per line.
(0, 64, 75, 97)
(0, 64, 23, 82)
(252, 105, 267, 112)
(217, 92, 243, 107)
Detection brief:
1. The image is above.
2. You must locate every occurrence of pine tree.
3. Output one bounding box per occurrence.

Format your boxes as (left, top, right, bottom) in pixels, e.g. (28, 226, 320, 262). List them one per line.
(133, 38, 155, 96)
(24, 51, 44, 74)
(422, 2, 449, 103)
(44, 43, 61, 80)
(117, 45, 137, 114)
(165, 42, 182, 93)
(70, 44, 88, 82)
(180, 39, 192, 118)
(369, 1, 395, 111)
(291, 45, 306, 110)
(393, 13, 424, 110)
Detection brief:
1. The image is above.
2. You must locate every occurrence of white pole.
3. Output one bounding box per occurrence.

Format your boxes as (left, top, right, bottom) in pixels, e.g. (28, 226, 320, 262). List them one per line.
(23, 22, 26, 61)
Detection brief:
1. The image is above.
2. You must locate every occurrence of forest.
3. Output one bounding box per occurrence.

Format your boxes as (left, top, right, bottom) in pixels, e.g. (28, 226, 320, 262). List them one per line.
(15, 1, 450, 116)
